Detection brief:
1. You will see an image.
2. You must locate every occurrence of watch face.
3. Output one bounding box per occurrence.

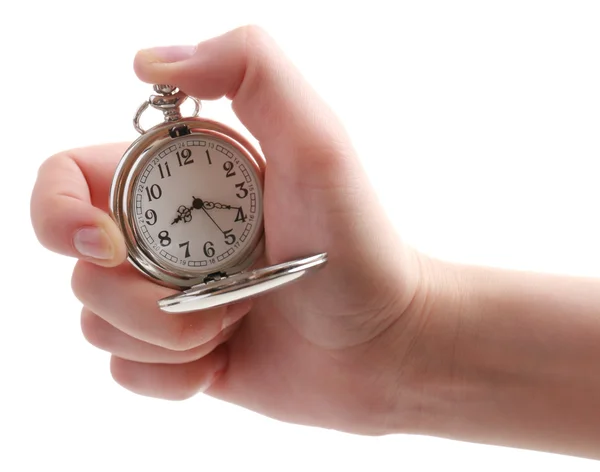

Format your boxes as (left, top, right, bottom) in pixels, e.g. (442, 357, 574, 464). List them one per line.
(131, 132, 263, 276)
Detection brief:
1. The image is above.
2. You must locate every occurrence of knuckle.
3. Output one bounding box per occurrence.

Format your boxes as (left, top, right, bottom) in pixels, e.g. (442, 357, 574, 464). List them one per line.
(165, 384, 198, 401)
(109, 357, 198, 402)
(167, 321, 210, 352)
(37, 152, 64, 175)
(71, 260, 96, 305)
(237, 24, 272, 51)
(32, 152, 80, 250)
(80, 309, 109, 349)
(109, 356, 132, 390)
(165, 311, 224, 352)
(158, 322, 192, 351)
(174, 366, 205, 401)
(33, 201, 65, 250)
(239, 24, 269, 40)
(36, 151, 75, 188)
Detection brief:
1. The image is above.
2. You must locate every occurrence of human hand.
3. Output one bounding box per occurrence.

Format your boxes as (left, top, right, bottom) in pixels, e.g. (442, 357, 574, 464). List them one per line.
(31, 26, 429, 435)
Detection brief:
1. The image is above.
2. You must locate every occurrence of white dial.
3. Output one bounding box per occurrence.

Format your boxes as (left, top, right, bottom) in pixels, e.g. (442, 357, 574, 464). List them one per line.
(132, 133, 263, 275)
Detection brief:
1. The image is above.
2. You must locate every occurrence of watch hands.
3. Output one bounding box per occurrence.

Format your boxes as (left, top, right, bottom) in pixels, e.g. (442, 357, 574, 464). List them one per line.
(201, 207, 226, 234)
(171, 197, 240, 226)
(203, 201, 241, 211)
(171, 205, 192, 225)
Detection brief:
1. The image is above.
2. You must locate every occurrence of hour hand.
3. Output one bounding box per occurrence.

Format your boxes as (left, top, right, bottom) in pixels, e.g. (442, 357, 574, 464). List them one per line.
(171, 205, 193, 225)
(170, 197, 206, 225)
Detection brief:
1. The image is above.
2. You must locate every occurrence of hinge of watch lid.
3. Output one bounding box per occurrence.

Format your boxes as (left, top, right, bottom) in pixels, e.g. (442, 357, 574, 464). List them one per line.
(203, 271, 228, 283)
(169, 125, 191, 138)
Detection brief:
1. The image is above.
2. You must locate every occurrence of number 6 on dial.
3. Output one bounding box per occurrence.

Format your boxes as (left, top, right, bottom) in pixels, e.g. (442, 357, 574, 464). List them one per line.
(110, 84, 327, 313)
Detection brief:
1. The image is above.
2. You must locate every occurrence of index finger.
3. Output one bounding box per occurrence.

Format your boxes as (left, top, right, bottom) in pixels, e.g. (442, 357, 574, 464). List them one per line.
(31, 143, 128, 267)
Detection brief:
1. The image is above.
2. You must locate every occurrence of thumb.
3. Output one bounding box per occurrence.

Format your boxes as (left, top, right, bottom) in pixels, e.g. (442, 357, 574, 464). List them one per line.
(133, 25, 360, 186)
(31, 146, 128, 267)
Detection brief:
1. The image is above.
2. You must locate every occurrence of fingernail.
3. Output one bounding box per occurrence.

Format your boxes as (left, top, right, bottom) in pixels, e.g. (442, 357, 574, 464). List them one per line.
(221, 313, 238, 332)
(221, 301, 251, 331)
(141, 45, 196, 63)
(221, 321, 239, 339)
(200, 355, 228, 393)
(74, 226, 114, 260)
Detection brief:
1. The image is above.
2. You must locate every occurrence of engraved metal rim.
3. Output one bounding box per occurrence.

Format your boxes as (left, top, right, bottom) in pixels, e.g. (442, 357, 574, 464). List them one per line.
(158, 253, 328, 313)
(110, 118, 266, 290)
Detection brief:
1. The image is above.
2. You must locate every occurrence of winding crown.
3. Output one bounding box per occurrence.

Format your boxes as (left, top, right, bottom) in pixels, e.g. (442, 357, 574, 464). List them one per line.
(153, 84, 177, 95)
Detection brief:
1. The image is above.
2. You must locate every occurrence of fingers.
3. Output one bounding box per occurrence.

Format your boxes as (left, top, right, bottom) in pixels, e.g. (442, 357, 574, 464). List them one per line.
(72, 260, 251, 351)
(134, 26, 357, 181)
(31, 144, 129, 267)
(81, 309, 241, 364)
(110, 348, 228, 401)
(75, 260, 251, 401)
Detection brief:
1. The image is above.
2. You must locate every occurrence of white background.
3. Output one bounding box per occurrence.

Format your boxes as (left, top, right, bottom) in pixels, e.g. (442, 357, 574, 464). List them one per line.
(2, 0, 600, 470)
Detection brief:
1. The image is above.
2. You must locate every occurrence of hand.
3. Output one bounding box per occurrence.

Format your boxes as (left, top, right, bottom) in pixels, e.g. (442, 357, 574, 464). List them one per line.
(30, 26, 429, 435)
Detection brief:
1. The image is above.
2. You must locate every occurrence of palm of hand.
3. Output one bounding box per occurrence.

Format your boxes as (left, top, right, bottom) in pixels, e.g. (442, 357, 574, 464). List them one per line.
(31, 27, 425, 436)
(210, 143, 420, 433)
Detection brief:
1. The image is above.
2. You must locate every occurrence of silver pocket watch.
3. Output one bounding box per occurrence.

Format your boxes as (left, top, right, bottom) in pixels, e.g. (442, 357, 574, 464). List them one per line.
(109, 84, 327, 314)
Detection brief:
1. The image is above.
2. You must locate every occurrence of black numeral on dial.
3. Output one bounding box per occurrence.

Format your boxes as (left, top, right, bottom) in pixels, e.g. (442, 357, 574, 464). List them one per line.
(235, 207, 247, 223)
(145, 209, 157, 226)
(223, 161, 236, 178)
(179, 241, 190, 258)
(145, 184, 162, 202)
(203, 241, 215, 257)
(176, 149, 193, 166)
(158, 162, 171, 179)
(158, 230, 171, 246)
(224, 229, 236, 246)
(235, 182, 248, 199)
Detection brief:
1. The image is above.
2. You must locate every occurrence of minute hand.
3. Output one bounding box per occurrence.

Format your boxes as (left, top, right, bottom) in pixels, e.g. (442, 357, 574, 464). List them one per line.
(201, 207, 226, 233)
(203, 201, 240, 210)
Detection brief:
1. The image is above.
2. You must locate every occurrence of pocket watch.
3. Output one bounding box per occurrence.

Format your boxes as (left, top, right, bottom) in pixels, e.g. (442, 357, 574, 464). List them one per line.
(109, 84, 327, 314)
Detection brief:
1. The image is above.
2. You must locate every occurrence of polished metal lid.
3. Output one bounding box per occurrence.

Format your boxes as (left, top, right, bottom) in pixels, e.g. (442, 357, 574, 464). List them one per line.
(158, 253, 327, 313)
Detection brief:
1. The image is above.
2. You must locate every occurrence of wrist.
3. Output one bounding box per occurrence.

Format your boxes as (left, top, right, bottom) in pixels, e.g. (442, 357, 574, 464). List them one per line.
(374, 254, 467, 435)
(388, 256, 490, 436)
(387, 257, 534, 437)
(389, 258, 600, 458)
(352, 252, 462, 436)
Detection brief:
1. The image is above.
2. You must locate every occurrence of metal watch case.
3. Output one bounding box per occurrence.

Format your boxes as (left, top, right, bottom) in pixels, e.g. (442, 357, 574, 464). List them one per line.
(110, 117, 266, 290)
(109, 85, 327, 313)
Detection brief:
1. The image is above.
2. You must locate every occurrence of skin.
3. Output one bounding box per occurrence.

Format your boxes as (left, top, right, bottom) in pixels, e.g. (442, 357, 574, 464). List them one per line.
(30, 26, 600, 460)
